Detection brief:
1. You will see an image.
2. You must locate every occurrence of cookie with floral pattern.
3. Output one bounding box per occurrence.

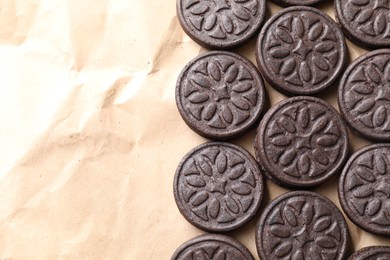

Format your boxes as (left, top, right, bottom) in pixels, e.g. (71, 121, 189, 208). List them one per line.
(176, 51, 266, 140)
(255, 96, 349, 188)
(176, 0, 266, 49)
(339, 144, 390, 237)
(171, 234, 255, 260)
(174, 142, 263, 232)
(335, 0, 390, 49)
(256, 191, 350, 260)
(338, 49, 390, 142)
(256, 6, 347, 96)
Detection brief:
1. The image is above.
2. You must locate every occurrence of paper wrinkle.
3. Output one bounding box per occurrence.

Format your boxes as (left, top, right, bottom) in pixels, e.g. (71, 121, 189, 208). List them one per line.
(151, 17, 187, 72)
(117, 70, 148, 103)
(0, 1, 37, 45)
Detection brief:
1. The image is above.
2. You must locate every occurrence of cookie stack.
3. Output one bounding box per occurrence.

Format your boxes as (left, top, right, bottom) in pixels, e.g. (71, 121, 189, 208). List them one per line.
(172, 0, 390, 259)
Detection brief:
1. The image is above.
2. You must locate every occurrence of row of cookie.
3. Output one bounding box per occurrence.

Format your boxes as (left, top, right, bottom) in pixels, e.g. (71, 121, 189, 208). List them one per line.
(171, 233, 390, 259)
(179, 6, 347, 97)
(177, 47, 390, 143)
(178, 0, 388, 50)
(174, 141, 390, 230)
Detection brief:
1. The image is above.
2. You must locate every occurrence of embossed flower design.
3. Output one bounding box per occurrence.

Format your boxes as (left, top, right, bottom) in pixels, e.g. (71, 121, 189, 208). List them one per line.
(184, 58, 258, 129)
(183, 0, 259, 39)
(180, 149, 257, 223)
(345, 58, 390, 131)
(344, 0, 390, 38)
(346, 152, 390, 225)
(186, 245, 229, 259)
(268, 199, 342, 259)
(265, 14, 339, 86)
(267, 104, 341, 178)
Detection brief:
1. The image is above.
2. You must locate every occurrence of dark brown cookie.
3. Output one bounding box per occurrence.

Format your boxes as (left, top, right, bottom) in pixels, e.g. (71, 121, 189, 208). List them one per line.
(272, 0, 324, 7)
(176, 51, 266, 140)
(349, 246, 390, 260)
(254, 96, 349, 188)
(338, 49, 390, 142)
(174, 142, 264, 232)
(176, 0, 266, 49)
(338, 144, 390, 237)
(256, 6, 347, 96)
(335, 0, 390, 49)
(171, 234, 254, 260)
(256, 191, 350, 260)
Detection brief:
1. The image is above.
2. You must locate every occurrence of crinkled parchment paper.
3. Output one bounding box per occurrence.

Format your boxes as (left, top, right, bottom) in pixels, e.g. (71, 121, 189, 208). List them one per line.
(0, 0, 389, 259)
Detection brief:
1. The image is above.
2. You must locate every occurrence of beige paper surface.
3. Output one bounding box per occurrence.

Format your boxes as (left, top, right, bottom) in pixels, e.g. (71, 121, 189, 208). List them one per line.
(0, 0, 389, 259)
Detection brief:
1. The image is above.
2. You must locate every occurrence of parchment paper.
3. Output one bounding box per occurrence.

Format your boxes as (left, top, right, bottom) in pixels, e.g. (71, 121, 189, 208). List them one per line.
(0, 0, 389, 259)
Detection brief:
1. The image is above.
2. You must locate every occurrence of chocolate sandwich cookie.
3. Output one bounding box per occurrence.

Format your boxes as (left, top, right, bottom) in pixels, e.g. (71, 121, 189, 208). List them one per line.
(339, 144, 390, 237)
(255, 96, 349, 189)
(335, 0, 390, 49)
(272, 0, 324, 7)
(176, 51, 266, 140)
(256, 6, 347, 96)
(176, 0, 266, 49)
(171, 234, 254, 260)
(338, 49, 390, 142)
(174, 142, 264, 232)
(256, 191, 350, 260)
(349, 246, 390, 260)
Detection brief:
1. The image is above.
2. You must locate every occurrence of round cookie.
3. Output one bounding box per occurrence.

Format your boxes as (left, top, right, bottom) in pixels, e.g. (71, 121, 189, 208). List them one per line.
(272, 0, 324, 7)
(349, 246, 390, 260)
(174, 142, 264, 232)
(335, 0, 390, 49)
(339, 144, 390, 237)
(338, 49, 390, 142)
(176, 51, 266, 140)
(171, 234, 254, 260)
(256, 191, 350, 260)
(255, 96, 349, 189)
(256, 6, 347, 96)
(176, 0, 266, 49)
